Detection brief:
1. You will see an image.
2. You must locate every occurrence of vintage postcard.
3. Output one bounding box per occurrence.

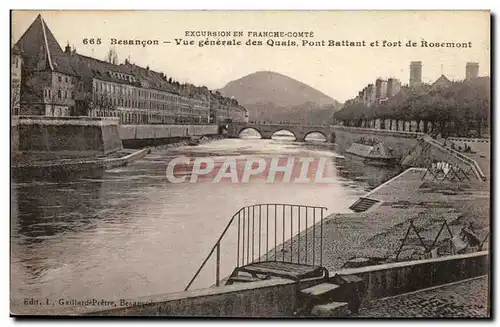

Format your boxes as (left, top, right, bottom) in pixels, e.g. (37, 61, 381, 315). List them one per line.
(10, 10, 490, 317)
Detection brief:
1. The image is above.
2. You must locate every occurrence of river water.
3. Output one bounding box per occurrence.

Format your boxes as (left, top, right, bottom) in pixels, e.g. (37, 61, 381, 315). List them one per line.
(10, 137, 400, 314)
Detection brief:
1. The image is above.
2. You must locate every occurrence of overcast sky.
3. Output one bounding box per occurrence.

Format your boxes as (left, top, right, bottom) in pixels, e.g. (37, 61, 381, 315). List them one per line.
(12, 10, 490, 102)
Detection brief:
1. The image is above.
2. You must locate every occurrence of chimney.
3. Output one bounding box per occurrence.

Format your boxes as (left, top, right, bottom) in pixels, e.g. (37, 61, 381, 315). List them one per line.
(410, 61, 422, 87)
(466, 62, 479, 80)
(64, 42, 71, 54)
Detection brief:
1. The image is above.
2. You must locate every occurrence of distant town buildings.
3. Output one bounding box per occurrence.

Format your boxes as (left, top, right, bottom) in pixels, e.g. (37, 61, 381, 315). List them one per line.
(466, 62, 479, 80)
(353, 78, 402, 107)
(336, 60, 489, 137)
(13, 14, 249, 124)
(349, 61, 482, 107)
(409, 61, 422, 88)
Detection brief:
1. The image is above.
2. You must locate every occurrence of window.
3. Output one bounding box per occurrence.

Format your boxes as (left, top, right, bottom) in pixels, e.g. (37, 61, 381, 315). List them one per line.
(64, 91, 67, 99)
(15, 58, 18, 68)
(65, 77, 68, 83)
(71, 92, 74, 99)
(58, 76, 62, 82)
(58, 90, 61, 98)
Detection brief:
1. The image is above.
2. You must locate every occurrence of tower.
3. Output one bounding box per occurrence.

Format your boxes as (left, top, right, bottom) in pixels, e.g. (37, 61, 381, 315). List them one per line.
(375, 78, 382, 99)
(466, 62, 479, 80)
(409, 61, 422, 87)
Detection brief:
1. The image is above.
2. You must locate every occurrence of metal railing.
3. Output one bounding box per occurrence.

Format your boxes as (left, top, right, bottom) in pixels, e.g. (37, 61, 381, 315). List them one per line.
(423, 135, 486, 181)
(184, 203, 328, 291)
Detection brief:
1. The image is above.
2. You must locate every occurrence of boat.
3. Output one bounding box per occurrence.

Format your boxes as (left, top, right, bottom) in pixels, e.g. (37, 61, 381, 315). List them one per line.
(346, 141, 400, 166)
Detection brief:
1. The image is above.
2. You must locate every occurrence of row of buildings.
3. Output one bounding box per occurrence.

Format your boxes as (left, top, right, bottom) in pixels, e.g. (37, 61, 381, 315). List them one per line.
(11, 14, 249, 125)
(352, 78, 402, 107)
(350, 61, 481, 107)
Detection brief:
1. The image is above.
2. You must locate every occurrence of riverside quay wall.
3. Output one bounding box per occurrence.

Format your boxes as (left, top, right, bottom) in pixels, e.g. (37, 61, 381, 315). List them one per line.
(85, 251, 488, 317)
(12, 116, 123, 156)
(12, 117, 220, 154)
(119, 124, 219, 148)
(332, 126, 423, 157)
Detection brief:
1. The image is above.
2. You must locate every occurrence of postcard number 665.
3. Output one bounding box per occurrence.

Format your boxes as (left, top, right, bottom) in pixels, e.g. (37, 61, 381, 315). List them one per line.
(82, 38, 102, 45)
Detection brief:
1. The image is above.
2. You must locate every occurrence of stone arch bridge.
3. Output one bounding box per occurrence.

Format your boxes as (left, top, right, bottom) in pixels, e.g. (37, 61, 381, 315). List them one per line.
(226, 122, 336, 142)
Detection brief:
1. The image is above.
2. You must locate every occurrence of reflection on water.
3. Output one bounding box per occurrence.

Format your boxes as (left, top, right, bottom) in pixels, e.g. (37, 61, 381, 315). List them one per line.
(11, 138, 400, 314)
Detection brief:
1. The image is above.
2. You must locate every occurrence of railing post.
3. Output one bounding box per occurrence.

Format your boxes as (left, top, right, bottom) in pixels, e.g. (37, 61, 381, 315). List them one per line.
(216, 242, 220, 287)
(282, 205, 285, 262)
(290, 205, 293, 263)
(298, 207, 301, 264)
(258, 205, 262, 262)
(242, 208, 246, 266)
(320, 208, 324, 266)
(274, 205, 277, 261)
(312, 208, 316, 265)
(266, 204, 269, 261)
(237, 212, 240, 267)
(305, 208, 308, 265)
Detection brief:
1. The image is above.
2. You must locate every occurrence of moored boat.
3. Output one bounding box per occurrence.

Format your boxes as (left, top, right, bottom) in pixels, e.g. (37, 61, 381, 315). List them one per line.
(346, 141, 399, 166)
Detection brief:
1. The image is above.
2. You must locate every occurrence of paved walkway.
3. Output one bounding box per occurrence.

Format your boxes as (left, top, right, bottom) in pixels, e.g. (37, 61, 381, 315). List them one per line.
(264, 167, 490, 270)
(356, 276, 490, 318)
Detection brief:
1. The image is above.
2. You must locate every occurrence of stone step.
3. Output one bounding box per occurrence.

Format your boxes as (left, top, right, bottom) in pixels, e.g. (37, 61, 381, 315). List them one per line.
(300, 283, 341, 301)
(349, 197, 379, 212)
(225, 275, 263, 285)
(311, 301, 350, 317)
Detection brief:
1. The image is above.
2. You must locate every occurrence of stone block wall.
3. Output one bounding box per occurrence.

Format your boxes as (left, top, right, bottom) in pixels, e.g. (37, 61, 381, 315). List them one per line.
(12, 116, 122, 156)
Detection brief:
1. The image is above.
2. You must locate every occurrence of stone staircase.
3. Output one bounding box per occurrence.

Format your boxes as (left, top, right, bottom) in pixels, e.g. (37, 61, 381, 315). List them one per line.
(349, 197, 380, 212)
(224, 263, 365, 317)
(297, 274, 365, 317)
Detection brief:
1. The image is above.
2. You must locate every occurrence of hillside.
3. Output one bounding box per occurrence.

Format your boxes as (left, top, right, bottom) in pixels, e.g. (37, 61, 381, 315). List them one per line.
(219, 71, 341, 124)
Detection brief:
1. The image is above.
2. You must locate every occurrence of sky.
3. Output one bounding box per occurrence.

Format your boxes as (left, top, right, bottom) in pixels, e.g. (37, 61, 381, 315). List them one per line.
(11, 10, 490, 103)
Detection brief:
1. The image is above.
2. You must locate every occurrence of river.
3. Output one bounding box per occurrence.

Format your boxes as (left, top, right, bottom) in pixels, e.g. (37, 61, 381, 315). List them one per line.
(10, 137, 401, 314)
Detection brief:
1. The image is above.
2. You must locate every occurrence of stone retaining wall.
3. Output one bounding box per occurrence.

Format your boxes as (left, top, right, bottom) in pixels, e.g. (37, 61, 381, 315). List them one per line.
(12, 116, 122, 155)
(87, 251, 488, 317)
(332, 126, 422, 157)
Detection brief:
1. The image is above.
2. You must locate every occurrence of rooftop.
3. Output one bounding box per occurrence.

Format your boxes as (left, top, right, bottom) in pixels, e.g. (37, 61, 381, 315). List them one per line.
(14, 14, 242, 105)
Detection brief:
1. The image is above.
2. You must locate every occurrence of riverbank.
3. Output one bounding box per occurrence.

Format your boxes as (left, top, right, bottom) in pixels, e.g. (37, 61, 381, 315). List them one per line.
(150, 134, 226, 151)
(264, 167, 490, 271)
(11, 134, 227, 181)
(11, 148, 151, 181)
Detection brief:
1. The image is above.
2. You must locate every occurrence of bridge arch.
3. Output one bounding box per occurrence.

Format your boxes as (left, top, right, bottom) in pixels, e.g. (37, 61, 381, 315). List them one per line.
(270, 129, 297, 141)
(304, 131, 328, 142)
(238, 127, 263, 138)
